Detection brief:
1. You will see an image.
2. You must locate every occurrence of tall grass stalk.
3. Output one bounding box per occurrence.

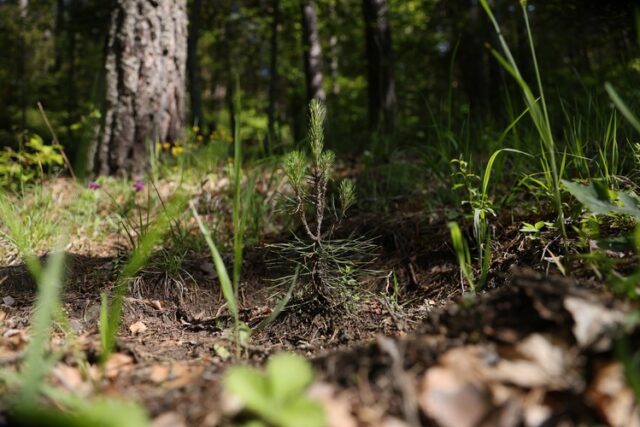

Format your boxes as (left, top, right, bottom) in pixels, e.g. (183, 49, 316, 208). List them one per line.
(479, 0, 568, 250)
(232, 78, 244, 303)
(190, 80, 250, 356)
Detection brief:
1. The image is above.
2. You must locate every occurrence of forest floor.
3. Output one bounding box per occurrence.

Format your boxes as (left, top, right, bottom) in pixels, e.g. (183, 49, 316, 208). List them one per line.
(1, 177, 639, 426)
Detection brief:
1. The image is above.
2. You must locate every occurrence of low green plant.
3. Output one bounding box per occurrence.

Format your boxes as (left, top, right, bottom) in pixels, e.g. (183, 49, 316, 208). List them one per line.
(272, 100, 374, 309)
(563, 180, 640, 220)
(0, 186, 59, 263)
(448, 222, 476, 292)
(0, 133, 65, 188)
(451, 148, 529, 289)
(562, 180, 640, 296)
(224, 353, 325, 427)
(520, 221, 553, 240)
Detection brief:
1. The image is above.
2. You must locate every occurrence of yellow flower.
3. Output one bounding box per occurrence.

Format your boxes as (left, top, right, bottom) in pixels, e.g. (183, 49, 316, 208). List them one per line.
(192, 126, 200, 133)
(162, 142, 171, 151)
(171, 145, 184, 156)
(196, 135, 204, 142)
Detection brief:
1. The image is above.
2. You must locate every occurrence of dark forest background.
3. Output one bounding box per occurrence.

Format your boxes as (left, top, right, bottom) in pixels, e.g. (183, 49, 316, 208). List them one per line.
(0, 0, 638, 169)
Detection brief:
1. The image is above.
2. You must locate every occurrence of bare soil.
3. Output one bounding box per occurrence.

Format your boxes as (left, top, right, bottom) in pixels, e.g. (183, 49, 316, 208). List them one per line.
(1, 206, 639, 426)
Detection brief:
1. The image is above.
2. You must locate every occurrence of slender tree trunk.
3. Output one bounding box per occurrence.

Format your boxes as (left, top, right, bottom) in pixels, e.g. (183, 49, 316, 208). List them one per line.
(224, 1, 238, 143)
(328, 0, 340, 96)
(265, 0, 280, 153)
(53, 0, 65, 72)
(187, 0, 203, 126)
(18, 0, 29, 132)
(459, 0, 491, 115)
(93, 0, 188, 178)
(300, 0, 325, 102)
(362, 0, 395, 133)
(66, 24, 77, 143)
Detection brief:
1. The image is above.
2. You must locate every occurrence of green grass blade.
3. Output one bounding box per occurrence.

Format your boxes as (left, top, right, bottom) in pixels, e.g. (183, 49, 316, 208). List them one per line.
(605, 82, 640, 134)
(190, 204, 239, 324)
(20, 246, 66, 402)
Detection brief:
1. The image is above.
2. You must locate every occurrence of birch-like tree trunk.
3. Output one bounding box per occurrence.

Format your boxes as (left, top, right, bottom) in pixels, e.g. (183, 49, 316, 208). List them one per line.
(301, 0, 326, 102)
(93, 0, 187, 177)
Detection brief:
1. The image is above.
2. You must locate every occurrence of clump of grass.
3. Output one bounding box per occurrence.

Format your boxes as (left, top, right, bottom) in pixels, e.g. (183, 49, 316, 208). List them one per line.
(270, 100, 376, 310)
(450, 148, 530, 291)
(99, 191, 187, 363)
(0, 192, 150, 427)
(480, 0, 568, 251)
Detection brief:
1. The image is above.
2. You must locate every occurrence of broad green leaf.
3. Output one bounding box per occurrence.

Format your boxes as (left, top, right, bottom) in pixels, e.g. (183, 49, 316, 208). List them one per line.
(267, 353, 313, 402)
(562, 180, 640, 219)
(12, 398, 149, 427)
(276, 397, 325, 427)
(224, 366, 271, 415)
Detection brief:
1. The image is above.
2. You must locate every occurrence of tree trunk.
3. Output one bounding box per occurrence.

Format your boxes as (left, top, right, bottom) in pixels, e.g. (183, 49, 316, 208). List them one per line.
(300, 0, 326, 102)
(187, 0, 203, 126)
(328, 0, 340, 96)
(266, 0, 280, 153)
(53, 0, 65, 72)
(18, 0, 29, 132)
(362, 0, 395, 133)
(94, 0, 188, 178)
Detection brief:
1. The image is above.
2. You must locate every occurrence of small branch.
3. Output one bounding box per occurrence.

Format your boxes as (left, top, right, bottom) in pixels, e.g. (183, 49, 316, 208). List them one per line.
(295, 191, 317, 242)
(37, 102, 77, 181)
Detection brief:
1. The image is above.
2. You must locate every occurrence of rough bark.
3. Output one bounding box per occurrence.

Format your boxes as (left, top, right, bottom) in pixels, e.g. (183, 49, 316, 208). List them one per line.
(94, 0, 188, 178)
(362, 0, 395, 133)
(300, 0, 326, 102)
(187, 0, 203, 126)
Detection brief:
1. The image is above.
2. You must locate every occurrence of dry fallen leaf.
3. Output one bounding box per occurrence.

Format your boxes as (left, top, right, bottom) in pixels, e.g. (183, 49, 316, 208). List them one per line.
(129, 321, 148, 334)
(51, 364, 91, 395)
(149, 364, 171, 384)
(563, 296, 625, 351)
(308, 382, 358, 427)
(164, 362, 205, 390)
(587, 362, 640, 427)
(104, 352, 134, 379)
(492, 334, 578, 390)
(151, 411, 187, 427)
(419, 364, 493, 427)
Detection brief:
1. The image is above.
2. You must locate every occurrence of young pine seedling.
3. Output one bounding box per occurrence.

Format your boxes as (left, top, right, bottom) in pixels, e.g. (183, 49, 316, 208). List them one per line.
(275, 100, 374, 309)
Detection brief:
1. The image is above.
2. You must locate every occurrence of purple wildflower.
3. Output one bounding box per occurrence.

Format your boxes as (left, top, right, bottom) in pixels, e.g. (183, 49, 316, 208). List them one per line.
(132, 180, 145, 192)
(87, 181, 101, 190)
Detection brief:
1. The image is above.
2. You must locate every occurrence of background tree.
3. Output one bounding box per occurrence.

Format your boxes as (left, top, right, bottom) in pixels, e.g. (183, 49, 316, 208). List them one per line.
(266, 0, 280, 152)
(362, 0, 395, 133)
(0, 0, 638, 164)
(92, 0, 188, 177)
(300, 0, 325, 102)
(187, 0, 203, 127)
